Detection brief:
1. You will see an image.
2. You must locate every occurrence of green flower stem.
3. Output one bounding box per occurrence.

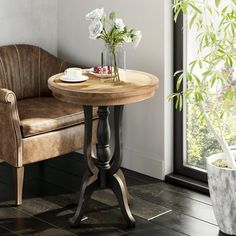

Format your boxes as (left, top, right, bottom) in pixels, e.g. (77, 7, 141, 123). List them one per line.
(112, 49, 120, 82)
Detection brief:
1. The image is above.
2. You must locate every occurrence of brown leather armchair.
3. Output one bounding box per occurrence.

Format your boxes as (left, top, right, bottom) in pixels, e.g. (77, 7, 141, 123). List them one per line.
(0, 44, 97, 205)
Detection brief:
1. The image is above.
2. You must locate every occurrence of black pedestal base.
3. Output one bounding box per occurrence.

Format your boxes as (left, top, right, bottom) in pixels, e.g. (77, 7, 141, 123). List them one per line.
(70, 105, 135, 228)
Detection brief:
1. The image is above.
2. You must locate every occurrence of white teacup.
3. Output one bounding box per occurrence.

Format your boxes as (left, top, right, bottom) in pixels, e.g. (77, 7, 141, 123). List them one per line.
(65, 68, 82, 80)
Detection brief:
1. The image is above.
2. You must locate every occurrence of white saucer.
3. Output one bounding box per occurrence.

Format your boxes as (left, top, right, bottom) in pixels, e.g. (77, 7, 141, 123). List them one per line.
(60, 75, 88, 82)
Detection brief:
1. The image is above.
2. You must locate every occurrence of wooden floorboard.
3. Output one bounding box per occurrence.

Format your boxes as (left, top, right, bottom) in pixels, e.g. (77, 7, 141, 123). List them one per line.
(0, 153, 222, 236)
(151, 210, 224, 236)
(123, 169, 212, 206)
(0, 225, 18, 236)
(127, 182, 217, 225)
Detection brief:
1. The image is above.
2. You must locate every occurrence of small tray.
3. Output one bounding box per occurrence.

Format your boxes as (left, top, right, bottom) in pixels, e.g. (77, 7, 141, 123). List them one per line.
(86, 68, 113, 78)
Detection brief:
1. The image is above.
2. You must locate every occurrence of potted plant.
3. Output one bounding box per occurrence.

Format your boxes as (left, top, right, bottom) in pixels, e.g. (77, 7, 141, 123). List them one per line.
(170, 0, 236, 234)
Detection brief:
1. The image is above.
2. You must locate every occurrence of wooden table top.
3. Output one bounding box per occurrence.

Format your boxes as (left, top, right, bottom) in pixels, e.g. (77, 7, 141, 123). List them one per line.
(48, 70, 159, 106)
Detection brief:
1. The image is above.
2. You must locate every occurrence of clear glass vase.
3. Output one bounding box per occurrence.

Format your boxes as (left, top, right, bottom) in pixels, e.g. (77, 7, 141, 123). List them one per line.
(101, 44, 126, 82)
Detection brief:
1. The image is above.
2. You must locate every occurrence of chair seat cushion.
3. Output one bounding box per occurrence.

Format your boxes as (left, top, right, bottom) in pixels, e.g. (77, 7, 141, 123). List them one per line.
(18, 97, 95, 138)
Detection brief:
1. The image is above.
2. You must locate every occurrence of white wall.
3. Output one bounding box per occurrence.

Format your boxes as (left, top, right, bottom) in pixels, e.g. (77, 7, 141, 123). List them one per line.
(58, 0, 173, 179)
(0, 0, 173, 180)
(164, 1, 174, 176)
(0, 0, 58, 55)
(0, 0, 173, 179)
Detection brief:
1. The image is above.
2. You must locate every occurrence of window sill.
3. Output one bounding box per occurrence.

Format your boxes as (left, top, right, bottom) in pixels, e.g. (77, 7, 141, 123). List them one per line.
(165, 173, 209, 195)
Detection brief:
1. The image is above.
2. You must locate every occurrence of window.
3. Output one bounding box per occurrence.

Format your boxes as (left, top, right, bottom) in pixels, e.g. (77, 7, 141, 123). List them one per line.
(173, 12, 208, 182)
(174, 1, 236, 182)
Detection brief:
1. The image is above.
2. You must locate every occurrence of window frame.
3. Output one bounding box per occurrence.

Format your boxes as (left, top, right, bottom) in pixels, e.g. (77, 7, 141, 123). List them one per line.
(173, 12, 207, 182)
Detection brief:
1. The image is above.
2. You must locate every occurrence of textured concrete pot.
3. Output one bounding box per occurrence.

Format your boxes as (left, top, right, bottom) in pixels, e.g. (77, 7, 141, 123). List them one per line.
(207, 152, 236, 235)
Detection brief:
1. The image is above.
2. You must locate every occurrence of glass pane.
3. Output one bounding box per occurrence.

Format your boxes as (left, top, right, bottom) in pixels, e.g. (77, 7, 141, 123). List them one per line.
(183, 1, 236, 170)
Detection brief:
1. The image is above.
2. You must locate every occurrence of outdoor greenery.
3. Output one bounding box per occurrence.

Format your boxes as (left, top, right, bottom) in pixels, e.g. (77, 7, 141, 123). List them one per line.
(170, 0, 236, 168)
(186, 104, 236, 169)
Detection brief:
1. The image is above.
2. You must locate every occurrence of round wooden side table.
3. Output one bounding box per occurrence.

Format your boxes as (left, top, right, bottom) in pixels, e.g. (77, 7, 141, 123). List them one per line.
(48, 70, 159, 228)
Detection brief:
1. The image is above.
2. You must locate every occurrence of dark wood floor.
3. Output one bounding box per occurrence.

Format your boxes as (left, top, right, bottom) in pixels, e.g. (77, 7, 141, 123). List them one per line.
(0, 153, 224, 236)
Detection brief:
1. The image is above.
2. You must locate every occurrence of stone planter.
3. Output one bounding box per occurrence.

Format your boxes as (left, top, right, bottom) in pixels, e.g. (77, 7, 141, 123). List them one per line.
(207, 152, 236, 235)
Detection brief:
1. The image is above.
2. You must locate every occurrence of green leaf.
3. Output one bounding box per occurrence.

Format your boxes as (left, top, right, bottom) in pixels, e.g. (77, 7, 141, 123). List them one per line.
(188, 3, 202, 14)
(202, 70, 212, 78)
(175, 94, 183, 111)
(215, 0, 221, 7)
(174, 7, 182, 22)
(231, 24, 235, 36)
(226, 56, 233, 67)
(195, 91, 203, 102)
(175, 96, 180, 110)
(207, 6, 212, 15)
(176, 73, 184, 91)
(109, 11, 116, 20)
(167, 93, 177, 101)
(189, 13, 197, 29)
(199, 60, 203, 69)
(210, 76, 217, 87)
(174, 70, 183, 77)
(178, 94, 183, 111)
(189, 60, 197, 73)
(222, 6, 228, 14)
(182, 2, 188, 14)
(193, 75, 201, 86)
(187, 73, 193, 82)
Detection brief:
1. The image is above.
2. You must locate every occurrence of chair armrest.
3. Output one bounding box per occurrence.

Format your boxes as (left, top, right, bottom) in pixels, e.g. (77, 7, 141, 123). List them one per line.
(0, 88, 17, 104)
(0, 88, 22, 167)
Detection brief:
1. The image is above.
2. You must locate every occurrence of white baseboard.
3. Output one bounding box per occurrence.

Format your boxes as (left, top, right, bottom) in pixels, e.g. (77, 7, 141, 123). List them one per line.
(122, 147, 164, 180)
(76, 147, 164, 180)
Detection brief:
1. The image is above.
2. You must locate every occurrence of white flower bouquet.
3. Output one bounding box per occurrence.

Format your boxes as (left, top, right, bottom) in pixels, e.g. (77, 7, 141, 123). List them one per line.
(86, 8, 142, 82)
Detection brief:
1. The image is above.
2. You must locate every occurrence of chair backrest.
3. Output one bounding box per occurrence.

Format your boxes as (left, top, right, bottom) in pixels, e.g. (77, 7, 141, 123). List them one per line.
(0, 44, 69, 100)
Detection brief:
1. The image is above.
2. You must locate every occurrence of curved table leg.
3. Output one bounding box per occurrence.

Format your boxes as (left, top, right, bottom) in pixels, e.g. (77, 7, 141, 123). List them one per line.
(110, 105, 133, 206)
(116, 169, 133, 206)
(109, 173, 135, 227)
(69, 172, 99, 227)
(70, 106, 98, 227)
